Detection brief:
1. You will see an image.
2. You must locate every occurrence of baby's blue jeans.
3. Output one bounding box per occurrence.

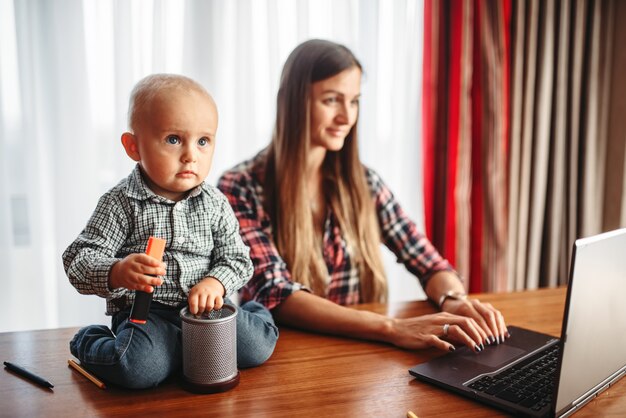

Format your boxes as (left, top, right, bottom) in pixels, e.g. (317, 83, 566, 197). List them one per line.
(69, 300, 278, 389)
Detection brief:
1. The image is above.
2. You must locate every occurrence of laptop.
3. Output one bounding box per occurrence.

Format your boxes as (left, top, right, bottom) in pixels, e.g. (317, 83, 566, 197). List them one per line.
(409, 228, 626, 417)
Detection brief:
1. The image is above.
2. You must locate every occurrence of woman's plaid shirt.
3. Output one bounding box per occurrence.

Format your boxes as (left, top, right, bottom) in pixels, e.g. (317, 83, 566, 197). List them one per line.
(217, 151, 455, 310)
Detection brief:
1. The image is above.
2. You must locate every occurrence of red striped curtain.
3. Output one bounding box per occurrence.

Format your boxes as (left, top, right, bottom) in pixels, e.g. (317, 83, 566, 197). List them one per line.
(422, 0, 625, 292)
(423, 0, 511, 293)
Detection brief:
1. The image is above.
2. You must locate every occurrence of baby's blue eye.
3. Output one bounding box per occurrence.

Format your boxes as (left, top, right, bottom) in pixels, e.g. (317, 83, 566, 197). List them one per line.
(198, 137, 209, 147)
(166, 135, 180, 145)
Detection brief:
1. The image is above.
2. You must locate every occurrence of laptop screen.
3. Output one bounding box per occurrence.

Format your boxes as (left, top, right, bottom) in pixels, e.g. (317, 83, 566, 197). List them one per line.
(555, 229, 626, 415)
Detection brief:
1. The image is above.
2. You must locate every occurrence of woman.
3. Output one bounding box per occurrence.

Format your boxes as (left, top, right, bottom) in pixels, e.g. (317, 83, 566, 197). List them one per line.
(218, 39, 508, 352)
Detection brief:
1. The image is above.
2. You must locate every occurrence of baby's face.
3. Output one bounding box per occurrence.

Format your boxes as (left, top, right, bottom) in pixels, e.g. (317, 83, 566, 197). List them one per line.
(132, 89, 218, 201)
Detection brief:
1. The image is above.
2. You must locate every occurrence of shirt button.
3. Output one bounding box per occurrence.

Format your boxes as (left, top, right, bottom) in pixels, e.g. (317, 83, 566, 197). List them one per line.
(175, 202, 184, 210)
(177, 236, 186, 244)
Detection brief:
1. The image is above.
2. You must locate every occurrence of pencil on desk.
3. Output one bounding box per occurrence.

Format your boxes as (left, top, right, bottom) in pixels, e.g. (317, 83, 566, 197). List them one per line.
(68, 359, 106, 389)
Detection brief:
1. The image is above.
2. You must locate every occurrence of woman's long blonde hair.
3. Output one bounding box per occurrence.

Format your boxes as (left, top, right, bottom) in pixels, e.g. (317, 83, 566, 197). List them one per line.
(264, 39, 387, 302)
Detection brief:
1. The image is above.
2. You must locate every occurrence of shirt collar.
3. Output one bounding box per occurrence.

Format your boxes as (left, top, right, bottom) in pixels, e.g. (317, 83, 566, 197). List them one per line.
(125, 164, 206, 203)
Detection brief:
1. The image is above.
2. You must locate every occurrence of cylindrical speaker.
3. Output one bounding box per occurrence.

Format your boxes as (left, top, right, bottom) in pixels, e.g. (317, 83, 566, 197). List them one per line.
(180, 304, 239, 393)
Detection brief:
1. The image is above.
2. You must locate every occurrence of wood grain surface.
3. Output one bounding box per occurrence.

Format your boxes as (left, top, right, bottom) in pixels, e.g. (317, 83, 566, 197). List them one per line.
(1, 288, 624, 417)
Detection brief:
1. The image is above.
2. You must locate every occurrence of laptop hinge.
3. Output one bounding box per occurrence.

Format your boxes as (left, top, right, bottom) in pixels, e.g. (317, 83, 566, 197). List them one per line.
(557, 366, 626, 418)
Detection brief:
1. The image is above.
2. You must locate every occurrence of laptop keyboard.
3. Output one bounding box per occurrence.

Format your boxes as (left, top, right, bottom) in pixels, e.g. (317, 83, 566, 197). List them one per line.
(467, 344, 560, 412)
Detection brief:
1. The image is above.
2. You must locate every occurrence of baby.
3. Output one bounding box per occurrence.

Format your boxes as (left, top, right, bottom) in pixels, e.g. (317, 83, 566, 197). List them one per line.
(63, 74, 278, 389)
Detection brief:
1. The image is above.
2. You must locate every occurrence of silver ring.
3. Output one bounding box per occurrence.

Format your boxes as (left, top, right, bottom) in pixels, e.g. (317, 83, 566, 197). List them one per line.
(443, 323, 450, 337)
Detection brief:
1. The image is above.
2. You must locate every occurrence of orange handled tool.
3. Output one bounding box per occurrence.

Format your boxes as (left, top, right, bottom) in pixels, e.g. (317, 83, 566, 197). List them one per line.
(129, 237, 166, 324)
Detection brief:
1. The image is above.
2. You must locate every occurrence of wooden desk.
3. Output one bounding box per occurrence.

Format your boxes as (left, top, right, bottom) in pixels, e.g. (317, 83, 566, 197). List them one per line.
(1, 288, 624, 417)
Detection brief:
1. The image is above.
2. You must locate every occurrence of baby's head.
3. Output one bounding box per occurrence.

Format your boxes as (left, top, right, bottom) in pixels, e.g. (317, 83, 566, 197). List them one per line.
(121, 74, 218, 202)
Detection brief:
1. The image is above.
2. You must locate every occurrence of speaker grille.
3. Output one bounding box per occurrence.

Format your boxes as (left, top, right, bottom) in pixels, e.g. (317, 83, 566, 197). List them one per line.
(181, 305, 238, 384)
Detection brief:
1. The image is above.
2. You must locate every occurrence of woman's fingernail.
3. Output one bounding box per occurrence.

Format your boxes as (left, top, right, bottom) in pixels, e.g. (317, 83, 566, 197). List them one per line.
(449, 345, 456, 352)
(475, 345, 482, 352)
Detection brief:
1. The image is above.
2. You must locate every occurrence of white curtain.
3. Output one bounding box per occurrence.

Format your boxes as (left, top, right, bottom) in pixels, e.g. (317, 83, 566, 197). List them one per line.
(0, 0, 425, 332)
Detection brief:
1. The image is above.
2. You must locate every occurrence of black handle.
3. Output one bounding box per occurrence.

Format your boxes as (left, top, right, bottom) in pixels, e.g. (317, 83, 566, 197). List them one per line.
(129, 291, 153, 324)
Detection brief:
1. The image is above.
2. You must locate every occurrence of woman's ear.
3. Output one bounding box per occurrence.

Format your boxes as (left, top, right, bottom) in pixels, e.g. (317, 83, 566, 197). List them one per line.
(121, 132, 141, 161)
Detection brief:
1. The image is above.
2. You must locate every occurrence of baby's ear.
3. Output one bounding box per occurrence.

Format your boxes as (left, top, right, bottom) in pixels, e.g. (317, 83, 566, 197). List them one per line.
(121, 132, 141, 161)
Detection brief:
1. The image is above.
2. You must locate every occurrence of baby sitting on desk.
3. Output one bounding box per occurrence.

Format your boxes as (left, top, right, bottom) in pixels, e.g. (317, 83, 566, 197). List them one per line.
(63, 73, 278, 389)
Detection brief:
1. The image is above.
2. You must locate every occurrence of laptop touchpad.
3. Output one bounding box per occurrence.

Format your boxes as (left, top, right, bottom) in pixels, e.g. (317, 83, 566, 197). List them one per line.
(458, 345, 526, 368)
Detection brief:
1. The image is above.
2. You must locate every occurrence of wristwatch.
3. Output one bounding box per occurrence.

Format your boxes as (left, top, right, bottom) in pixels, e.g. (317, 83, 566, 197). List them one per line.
(438, 290, 467, 309)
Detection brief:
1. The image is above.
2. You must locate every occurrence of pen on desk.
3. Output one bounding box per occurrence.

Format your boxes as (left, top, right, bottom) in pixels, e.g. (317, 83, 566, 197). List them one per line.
(4, 361, 54, 389)
(68, 359, 107, 390)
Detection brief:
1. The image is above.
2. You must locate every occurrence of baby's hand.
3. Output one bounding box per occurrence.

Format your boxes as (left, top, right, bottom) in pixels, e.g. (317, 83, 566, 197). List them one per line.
(188, 277, 225, 315)
(108, 253, 165, 292)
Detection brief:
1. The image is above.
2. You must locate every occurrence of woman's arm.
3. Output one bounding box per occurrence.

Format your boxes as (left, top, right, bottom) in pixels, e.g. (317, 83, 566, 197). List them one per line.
(368, 168, 508, 344)
(273, 290, 486, 352)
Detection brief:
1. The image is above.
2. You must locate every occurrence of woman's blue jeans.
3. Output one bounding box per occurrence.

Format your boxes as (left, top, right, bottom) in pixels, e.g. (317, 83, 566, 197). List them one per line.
(69, 300, 278, 389)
